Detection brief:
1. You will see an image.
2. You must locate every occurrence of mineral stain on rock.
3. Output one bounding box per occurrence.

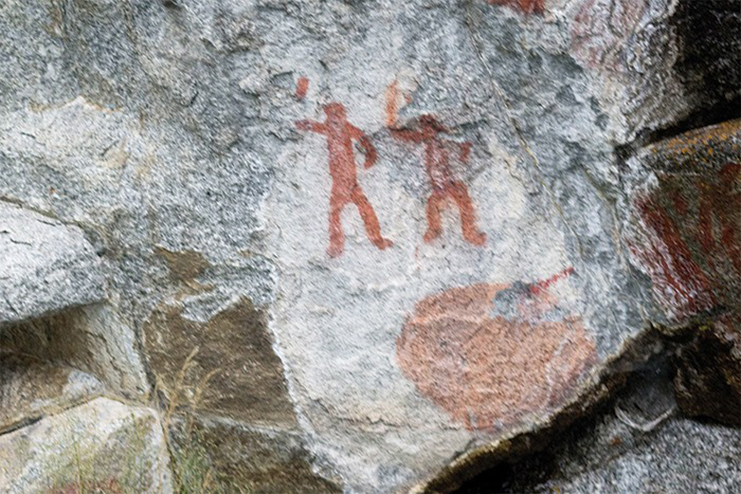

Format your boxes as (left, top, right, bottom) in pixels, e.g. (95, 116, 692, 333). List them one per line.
(397, 274, 596, 432)
(143, 298, 297, 426)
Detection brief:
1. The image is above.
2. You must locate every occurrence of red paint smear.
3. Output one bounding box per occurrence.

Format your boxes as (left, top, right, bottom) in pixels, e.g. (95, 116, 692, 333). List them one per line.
(488, 0, 544, 15)
(717, 162, 741, 275)
(530, 266, 575, 296)
(296, 103, 392, 257)
(295, 76, 309, 100)
(390, 115, 486, 246)
(385, 80, 401, 127)
(696, 179, 716, 269)
(634, 195, 716, 317)
(671, 187, 689, 216)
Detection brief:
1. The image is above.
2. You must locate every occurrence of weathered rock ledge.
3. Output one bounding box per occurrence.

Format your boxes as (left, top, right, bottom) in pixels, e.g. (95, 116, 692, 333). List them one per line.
(0, 201, 105, 325)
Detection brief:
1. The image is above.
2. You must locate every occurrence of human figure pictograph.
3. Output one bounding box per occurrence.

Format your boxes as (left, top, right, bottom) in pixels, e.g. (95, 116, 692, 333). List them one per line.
(390, 115, 486, 246)
(296, 103, 393, 257)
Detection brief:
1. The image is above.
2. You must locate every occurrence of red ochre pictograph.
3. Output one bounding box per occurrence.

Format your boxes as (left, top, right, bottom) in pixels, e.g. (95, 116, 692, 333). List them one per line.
(390, 115, 486, 246)
(488, 0, 544, 15)
(296, 103, 393, 257)
(629, 162, 741, 320)
(396, 269, 596, 432)
(295, 76, 309, 100)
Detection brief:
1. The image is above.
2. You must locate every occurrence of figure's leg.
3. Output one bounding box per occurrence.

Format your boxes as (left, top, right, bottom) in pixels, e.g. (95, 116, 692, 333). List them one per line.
(327, 195, 346, 257)
(424, 191, 444, 243)
(450, 182, 486, 246)
(351, 186, 393, 250)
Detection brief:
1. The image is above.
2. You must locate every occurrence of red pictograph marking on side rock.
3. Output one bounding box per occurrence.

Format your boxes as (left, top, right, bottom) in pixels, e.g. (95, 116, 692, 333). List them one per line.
(717, 162, 741, 274)
(295, 76, 309, 100)
(396, 273, 596, 433)
(488, 0, 544, 15)
(296, 103, 393, 257)
(390, 115, 486, 246)
(630, 195, 716, 319)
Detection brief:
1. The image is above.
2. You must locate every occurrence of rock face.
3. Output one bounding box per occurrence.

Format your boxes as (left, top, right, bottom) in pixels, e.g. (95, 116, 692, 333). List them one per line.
(0, 201, 105, 325)
(0, 0, 738, 492)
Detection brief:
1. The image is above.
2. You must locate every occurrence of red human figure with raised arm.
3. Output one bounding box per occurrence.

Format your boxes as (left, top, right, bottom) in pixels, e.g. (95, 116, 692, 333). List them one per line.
(390, 114, 486, 246)
(296, 103, 393, 257)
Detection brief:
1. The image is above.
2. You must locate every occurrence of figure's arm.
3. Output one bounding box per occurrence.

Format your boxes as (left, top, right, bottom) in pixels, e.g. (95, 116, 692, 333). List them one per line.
(295, 120, 327, 133)
(389, 127, 423, 143)
(350, 126, 377, 169)
(458, 142, 472, 163)
(358, 135, 377, 169)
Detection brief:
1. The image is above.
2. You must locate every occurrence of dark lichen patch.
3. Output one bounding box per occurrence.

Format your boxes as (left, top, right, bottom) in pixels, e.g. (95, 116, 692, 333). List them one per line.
(154, 246, 214, 295)
(168, 414, 342, 494)
(670, 314, 741, 426)
(143, 298, 297, 427)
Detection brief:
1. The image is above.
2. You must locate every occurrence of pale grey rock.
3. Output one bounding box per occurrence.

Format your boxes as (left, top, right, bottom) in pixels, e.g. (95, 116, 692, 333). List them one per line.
(0, 201, 105, 325)
(0, 397, 173, 493)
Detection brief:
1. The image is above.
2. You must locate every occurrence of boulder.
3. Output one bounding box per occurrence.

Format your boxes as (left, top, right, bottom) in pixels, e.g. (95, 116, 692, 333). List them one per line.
(0, 397, 173, 493)
(477, 357, 741, 493)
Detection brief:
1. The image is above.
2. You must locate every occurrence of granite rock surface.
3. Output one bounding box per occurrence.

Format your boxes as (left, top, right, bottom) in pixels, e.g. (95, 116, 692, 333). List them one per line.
(0, 0, 738, 491)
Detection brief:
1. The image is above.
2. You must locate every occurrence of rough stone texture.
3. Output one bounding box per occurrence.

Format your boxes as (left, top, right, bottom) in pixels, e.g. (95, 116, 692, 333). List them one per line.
(0, 352, 105, 434)
(621, 120, 740, 324)
(0, 200, 105, 325)
(0, 0, 738, 491)
(671, 316, 741, 426)
(144, 297, 297, 427)
(0, 397, 173, 493)
(535, 418, 741, 493)
(619, 120, 741, 427)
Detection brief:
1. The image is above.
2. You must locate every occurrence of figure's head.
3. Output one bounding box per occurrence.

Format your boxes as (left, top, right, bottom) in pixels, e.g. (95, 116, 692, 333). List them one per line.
(418, 114, 447, 134)
(324, 102, 347, 120)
